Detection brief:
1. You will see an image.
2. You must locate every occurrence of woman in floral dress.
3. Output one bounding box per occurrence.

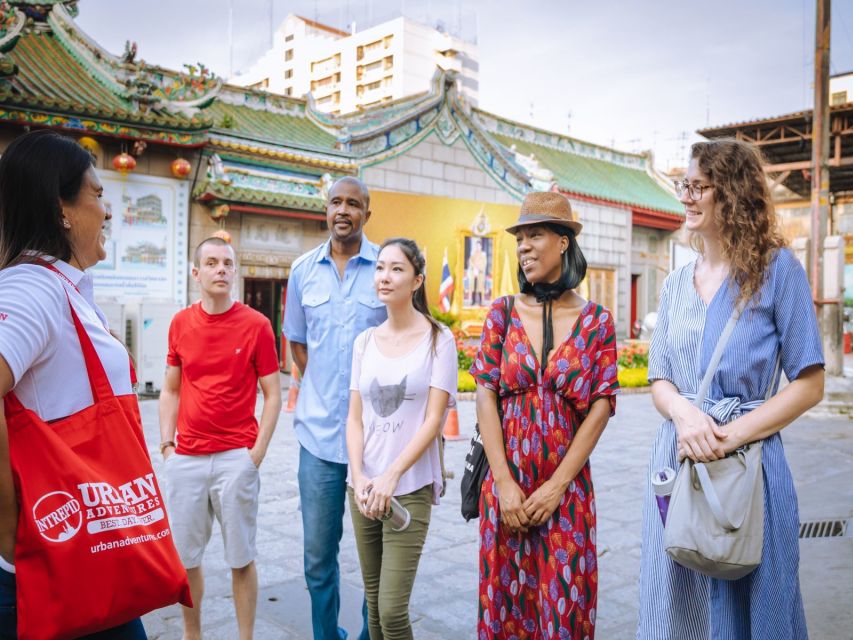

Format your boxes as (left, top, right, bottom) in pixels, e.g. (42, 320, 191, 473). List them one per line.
(471, 192, 619, 639)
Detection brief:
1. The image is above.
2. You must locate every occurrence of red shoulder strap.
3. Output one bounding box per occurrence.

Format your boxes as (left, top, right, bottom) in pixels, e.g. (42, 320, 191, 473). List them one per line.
(39, 262, 116, 402)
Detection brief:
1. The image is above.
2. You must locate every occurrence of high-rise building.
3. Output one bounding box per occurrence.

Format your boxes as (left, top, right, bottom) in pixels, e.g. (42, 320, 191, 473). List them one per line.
(232, 14, 478, 114)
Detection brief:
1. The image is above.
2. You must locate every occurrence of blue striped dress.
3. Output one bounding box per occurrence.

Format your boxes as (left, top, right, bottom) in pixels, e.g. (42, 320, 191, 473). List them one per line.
(637, 248, 824, 640)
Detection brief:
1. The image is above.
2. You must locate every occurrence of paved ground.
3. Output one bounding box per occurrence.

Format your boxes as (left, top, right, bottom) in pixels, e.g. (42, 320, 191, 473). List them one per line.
(139, 385, 853, 639)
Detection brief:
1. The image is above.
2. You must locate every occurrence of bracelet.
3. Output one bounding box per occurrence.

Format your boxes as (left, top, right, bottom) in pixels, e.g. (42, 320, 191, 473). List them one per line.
(159, 441, 176, 455)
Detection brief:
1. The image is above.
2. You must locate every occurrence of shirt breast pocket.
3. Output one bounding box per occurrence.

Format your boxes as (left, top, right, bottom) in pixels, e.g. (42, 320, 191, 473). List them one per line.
(304, 291, 331, 342)
(357, 294, 386, 327)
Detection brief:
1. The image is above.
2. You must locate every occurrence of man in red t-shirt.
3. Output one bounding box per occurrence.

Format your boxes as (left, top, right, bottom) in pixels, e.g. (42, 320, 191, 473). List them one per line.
(158, 237, 281, 640)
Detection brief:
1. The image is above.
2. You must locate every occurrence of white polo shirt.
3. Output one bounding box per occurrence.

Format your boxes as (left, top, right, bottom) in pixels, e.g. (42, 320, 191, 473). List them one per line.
(0, 258, 133, 573)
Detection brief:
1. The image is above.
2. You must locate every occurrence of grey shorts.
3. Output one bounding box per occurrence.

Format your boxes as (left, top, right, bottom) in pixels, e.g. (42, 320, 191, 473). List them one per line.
(163, 447, 260, 569)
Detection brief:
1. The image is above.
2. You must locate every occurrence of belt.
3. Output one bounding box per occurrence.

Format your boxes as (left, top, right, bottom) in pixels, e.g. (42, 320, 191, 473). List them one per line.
(679, 394, 765, 424)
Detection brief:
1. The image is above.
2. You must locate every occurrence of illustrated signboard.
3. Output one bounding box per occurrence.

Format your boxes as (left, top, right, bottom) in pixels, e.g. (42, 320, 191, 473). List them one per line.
(93, 170, 189, 304)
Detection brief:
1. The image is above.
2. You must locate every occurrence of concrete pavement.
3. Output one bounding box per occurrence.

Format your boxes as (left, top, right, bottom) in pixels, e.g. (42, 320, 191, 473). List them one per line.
(138, 389, 853, 639)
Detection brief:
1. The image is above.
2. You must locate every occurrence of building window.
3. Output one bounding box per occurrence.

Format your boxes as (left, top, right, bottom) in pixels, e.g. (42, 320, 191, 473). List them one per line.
(384, 35, 393, 48)
(249, 78, 270, 90)
(285, 49, 293, 61)
(311, 54, 340, 75)
(366, 80, 381, 91)
(365, 60, 382, 74)
(285, 34, 294, 42)
(285, 69, 293, 79)
(384, 55, 394, 70)
(357, 45, 364, 61)
(364, 39, 383, 55)
(831, 90, 848, 106)
(285, 87, 293, 96)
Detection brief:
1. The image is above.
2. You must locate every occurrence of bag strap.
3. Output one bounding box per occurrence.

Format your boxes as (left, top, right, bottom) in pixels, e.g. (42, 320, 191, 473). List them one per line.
(691, 337, 782, 531)
(498, 295, 515, 408)
(692, 299, 746, 408)
(40, 261, 135, 394)
(692, 447, 760, 530)
(505, 295, 516, 324)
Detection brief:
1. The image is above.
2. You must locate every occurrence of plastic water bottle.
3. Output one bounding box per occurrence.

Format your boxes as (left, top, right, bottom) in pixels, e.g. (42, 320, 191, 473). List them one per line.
(651, 467, 676, 525)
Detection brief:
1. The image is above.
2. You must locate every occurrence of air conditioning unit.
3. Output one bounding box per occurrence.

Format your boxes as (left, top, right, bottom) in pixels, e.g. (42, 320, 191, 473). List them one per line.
(125, 301, 181, 394)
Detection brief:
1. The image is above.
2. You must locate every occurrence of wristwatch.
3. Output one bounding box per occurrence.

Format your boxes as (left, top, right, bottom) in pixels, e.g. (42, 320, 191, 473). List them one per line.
(159, 440, 176, 455)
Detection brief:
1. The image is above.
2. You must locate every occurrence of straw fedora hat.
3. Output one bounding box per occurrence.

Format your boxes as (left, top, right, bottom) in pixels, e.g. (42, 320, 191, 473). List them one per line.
(505, 191, 582, 236)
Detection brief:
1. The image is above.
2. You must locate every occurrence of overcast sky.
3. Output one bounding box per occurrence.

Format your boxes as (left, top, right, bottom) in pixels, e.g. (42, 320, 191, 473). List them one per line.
(76, 0, 853, 171)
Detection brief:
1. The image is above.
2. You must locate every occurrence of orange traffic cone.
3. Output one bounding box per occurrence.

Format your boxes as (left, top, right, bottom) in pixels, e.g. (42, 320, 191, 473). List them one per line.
(442, 406, 464, 441)
(284, 362, 301, 412)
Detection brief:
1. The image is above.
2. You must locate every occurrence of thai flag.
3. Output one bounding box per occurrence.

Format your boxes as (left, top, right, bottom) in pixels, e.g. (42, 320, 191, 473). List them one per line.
(439, 248, 454, 313)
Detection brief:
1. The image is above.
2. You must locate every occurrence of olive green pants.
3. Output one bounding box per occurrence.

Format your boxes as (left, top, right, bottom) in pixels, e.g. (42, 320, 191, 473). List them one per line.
(347, 484, 432, 640)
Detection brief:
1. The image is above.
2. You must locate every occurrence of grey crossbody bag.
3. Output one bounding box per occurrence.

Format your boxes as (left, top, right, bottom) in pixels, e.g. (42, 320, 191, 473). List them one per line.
(664, 302, 780, 580)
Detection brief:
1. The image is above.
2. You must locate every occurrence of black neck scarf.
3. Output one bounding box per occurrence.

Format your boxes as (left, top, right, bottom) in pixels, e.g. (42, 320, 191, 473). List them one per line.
(529, 281, 569, 375)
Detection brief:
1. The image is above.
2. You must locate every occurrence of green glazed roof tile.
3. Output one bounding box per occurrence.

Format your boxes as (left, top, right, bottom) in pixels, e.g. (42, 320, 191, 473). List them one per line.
(194, 181, 325, 212)
(2, 32, 207, 130)
(208, 101, 339, 151)
(493, 133, 681, 215)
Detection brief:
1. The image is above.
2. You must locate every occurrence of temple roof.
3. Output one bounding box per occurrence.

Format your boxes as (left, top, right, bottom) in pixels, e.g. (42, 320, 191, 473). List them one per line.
(0, 2, 220, 145)
(208, 92, 340, 153)
(0, 2, 681, 220)
(490, 131, 682, 215)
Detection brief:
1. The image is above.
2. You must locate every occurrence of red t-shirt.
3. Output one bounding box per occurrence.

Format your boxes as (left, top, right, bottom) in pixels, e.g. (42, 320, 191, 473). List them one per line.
(167, 301, 279, 455)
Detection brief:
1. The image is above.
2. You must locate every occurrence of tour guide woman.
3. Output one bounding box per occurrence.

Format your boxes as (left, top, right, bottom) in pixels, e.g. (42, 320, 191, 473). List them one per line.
(471, 191, 619, 639)
(0, 130, 187, 638)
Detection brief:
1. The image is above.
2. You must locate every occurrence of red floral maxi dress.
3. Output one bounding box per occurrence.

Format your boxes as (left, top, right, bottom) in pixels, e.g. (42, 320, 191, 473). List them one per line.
(471, 296, 619, 640)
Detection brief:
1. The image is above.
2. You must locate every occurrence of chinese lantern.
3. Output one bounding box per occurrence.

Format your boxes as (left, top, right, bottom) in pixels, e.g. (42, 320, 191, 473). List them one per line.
(171, 157, 191, 179)
(211, 229, 232, 243)
(112, 151, 136, 174)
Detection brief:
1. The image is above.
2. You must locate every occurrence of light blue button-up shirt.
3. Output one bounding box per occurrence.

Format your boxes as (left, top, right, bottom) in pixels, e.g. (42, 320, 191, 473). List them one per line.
(283, 236, 387, 463)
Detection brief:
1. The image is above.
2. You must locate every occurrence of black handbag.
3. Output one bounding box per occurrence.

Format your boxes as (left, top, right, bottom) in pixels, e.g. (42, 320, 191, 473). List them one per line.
(460, 296, 514, 521)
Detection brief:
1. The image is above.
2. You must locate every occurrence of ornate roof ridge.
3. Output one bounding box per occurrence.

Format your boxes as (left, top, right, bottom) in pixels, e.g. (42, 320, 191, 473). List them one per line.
(310, 70, 444, 142)
(475, 108, 651, 171)
(218, 84, 309, 116)
(208, 133, 355, 169)
(46, 4, 126, 95)
(45, 4, 220, 120)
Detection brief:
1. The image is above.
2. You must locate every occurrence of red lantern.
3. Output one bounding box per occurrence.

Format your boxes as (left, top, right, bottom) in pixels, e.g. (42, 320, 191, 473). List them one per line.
(171, 157, 191, 179)
(211, 229, 232, 243)
(112, 152, 136, 174)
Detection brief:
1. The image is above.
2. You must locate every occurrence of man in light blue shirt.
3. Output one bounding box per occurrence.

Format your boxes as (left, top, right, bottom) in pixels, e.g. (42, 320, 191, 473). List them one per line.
(283, 177, 386, 640)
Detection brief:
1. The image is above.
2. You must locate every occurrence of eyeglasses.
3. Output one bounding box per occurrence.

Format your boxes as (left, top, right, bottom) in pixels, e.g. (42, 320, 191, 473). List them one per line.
(674, 180, 713, 201)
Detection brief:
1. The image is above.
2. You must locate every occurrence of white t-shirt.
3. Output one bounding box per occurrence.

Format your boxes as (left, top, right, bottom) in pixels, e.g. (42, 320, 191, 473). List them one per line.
(349, 324, 457, 505)
(0, 259, 133, 574)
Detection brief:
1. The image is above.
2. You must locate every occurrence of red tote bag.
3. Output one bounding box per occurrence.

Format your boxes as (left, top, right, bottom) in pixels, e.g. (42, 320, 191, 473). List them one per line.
(4, 287, 191, 639)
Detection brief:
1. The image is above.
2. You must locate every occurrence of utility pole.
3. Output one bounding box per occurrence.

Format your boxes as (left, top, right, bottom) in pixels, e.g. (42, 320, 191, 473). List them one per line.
(810, 0, 841, 375)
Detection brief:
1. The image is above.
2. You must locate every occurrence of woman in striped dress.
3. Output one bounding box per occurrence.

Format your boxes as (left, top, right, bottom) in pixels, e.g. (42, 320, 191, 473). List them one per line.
(637, 139, 825, 640)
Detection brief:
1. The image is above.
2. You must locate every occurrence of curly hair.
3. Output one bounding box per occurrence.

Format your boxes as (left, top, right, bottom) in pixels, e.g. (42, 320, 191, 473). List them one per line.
(689, 139, 787, 306)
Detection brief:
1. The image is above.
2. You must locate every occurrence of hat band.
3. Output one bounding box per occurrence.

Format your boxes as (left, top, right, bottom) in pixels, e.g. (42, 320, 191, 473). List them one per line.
(513, 213, 576, 226)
